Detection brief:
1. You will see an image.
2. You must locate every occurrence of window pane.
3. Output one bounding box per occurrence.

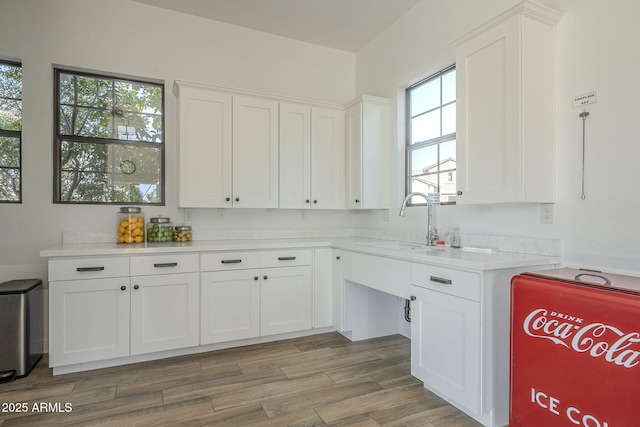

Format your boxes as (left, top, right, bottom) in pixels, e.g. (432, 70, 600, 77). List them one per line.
(59, 73, 111, 108)
(0, 167, 20, 201)
(59, 105, 112, 137)
(442, 70, 456, 104)
(116, 112, 162, 142)
(440, 139, 456, 166)
(0, 99, 22, 131)
(0, 136, 20, 167)
(0, 63, 22, 99)
(410, 78, 440, 115)
(411, 174, 438, 200)
(410, 144, 438, 175)
(115, 81, 162, 114)
(411, 109, 440, 144)
(442, 103, 456, 135)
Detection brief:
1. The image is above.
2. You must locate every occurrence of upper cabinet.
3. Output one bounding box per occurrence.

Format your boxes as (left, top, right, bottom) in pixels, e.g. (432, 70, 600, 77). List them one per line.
(279, 103, 344, 209)
(175, 83, 232, 208)
(175, 81, 279, 209)
(453, 1, 561, 204)
(345, 95, 391, 209)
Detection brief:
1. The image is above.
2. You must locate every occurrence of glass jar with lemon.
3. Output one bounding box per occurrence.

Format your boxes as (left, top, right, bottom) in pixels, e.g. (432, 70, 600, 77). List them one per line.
(117, 207, 145, 244)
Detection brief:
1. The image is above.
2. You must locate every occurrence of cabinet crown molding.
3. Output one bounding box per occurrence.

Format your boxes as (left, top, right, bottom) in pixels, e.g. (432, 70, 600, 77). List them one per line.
(346, 94, 391, 110)
(451, 0, 562, 47)
(173, 79, 344, 110)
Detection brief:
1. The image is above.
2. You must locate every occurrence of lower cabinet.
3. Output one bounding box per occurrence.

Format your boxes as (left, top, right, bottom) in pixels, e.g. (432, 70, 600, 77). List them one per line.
(200, 250, 313, 345)
(410, 284, 480, 414)
(129, 272, 200, 355)
(49, 277, 130, 367)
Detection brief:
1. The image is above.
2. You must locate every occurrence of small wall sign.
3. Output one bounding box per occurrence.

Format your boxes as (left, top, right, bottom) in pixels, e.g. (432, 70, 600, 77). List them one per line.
(573, 91, 596, 108)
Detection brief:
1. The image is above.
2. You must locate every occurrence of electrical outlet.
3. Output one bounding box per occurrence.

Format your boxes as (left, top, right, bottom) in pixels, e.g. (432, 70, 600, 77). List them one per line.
(540, 204, 554, 224)
(184, 209, 193, 221)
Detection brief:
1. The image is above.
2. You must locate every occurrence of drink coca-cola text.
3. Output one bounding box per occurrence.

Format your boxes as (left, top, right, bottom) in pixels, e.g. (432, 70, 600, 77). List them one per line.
(523, 308, 640, 369)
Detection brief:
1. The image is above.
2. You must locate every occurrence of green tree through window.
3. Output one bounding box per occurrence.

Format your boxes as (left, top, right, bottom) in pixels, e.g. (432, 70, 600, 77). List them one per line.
(54, 69, 164, 204)
(0, 61, 22, 203)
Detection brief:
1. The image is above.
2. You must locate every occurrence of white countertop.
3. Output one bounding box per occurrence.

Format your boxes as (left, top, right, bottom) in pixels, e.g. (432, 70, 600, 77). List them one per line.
(40, 237, 560, 271)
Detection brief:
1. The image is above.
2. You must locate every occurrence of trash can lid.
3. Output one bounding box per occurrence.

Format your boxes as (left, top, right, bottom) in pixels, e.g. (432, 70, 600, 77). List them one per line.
(0, 279, 42, 295)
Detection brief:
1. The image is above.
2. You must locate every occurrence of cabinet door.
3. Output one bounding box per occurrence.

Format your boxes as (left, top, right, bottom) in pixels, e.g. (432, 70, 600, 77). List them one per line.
(331, 250, 345, 331)
(261, 266, 312, 336)
(311, 107, 344, 209)
(177, 85, 233, 208)
(279, 103, 311, 209)
(312, 248, 333, 328)
(411, 285, 480, 414)
(232, 95, 279, 208)
(49, 278, 130, 366)
(200, 270, 260, 344)
(345, 102, 363, 209)
(130, 273, 199, 355)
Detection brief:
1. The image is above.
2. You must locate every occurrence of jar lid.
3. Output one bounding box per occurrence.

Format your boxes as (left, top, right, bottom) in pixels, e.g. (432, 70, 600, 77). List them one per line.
(150, 216, 171, 223)
(119, 206, 142, 213)
(175, 225, 192, 231)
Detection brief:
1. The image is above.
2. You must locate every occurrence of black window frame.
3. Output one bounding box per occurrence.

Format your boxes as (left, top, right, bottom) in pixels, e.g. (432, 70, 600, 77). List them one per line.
(0, 60, 23, 204)
(53, 68, 165, 205)
(405, 64, 456, 206)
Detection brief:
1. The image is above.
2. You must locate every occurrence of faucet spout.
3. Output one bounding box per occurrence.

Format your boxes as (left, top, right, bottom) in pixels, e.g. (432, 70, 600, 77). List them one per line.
(399, 192, 438, 246)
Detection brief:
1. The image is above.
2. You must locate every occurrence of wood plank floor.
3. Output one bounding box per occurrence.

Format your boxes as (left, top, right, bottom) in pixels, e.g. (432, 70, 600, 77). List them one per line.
(0, 333, 482, 426)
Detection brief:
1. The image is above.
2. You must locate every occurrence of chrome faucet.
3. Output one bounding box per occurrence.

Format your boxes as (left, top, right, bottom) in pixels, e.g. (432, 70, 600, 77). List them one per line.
(399, 192, 438, 246)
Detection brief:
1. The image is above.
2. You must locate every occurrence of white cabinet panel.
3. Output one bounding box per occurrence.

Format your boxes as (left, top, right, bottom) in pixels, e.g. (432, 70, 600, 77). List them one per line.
(49, 277, 130, 366)
(260, 266, 312, 336)
(130, 272, 199, 355)
(279, 103, 311, 209)
(48, 256, 129, 281)
(200, 270, 261, 344)
(130, 254, 199, 276)
(310, 107, 344, 209)
(454, 3, 559, 204)
(411, 284, 480, 414)
(342, 251, 411, 299)
(232, 95, 279, 208)
(176, 85, 232, 208)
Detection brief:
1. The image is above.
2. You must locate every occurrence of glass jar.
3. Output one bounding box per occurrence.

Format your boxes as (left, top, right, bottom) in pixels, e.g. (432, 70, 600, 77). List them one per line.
(147, 216, 173, 242)
(173, 225, 193, 242)
(117, 207, 145, 244)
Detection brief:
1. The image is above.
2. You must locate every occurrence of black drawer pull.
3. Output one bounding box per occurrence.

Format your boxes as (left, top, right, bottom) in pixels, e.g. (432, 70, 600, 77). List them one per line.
(221, 259, 242, 264)
(430, 276, 452, 285)
(77, 266, 105, 272)
(277, 256, 296, 261)
(154, 262, 178, 268)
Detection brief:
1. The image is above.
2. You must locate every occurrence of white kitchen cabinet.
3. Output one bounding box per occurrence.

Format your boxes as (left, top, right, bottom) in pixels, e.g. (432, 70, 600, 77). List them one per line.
(49, 254, 199, 368)
(200, 249, 313, 344)
(410, 284, 481, 414)
(175, 82, 232, 208)
(232, 95, 279, 208)
(260, 265, 312, 336)
(174, 82, 278, 209)
(200, 270, 261, 344)
(312, 248, 333, 328)
(279, 103, 344, 209)
(331, 250, 345, 331)
(345, 95, 390, 209)
(49, 277, 130, 367)
(453, 1, 561, 204)
(129, 272, 200, 355)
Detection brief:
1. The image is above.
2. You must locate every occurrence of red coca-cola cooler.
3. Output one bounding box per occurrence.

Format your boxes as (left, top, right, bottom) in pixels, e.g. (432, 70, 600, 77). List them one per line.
(510, 268, 640, 427)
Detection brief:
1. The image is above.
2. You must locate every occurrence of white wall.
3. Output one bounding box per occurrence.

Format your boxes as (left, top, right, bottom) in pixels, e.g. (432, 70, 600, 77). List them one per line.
(0, 0, 356, 282)
(355, 0, 640, 274)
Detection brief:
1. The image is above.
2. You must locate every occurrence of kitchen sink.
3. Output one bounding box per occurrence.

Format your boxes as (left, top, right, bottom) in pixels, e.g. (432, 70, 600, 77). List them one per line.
(356, 241, 423, 251)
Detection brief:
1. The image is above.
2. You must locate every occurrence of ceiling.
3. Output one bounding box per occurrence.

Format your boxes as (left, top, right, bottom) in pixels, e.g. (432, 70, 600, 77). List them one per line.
(133, 0, 421, 52)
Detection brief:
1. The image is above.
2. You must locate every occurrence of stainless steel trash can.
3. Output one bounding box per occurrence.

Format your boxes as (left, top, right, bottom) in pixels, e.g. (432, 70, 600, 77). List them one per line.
(0, 279, 43, 383)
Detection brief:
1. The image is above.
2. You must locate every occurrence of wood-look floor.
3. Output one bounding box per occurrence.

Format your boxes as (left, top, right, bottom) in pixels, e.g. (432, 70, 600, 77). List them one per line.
(0, 333, 482, 426)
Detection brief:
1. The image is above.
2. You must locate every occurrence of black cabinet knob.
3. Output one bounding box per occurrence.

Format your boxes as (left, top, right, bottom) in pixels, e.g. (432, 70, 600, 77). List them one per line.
(355, 199, 360, 203)
(226, 197, 230, 202)
(120, 286, 126, 291)
(410, 296, 416, 301)
(263, 275, 268, 280)
(235, 197, 240, 202)
(134, 285, 139, 290)
(306, 199, 310, 203)
(313, 200, 318, 204)
(254, 276, 259, 281)
(457, 191, 463, 196)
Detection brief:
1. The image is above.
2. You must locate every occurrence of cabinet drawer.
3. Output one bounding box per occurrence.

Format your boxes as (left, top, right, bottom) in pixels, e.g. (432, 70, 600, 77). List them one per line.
(49, 256, 129, 281)
(260, 249, 312, 268)
(411, 263, 480, 302)
(201, 252, 261, 272)
(130, 254, 199, 276)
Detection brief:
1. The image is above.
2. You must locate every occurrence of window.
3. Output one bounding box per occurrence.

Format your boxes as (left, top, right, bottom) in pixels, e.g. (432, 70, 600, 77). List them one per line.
(0, 61, 22, 203)
(406, 65, 456, 204)
(54, 69, 164, 204)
